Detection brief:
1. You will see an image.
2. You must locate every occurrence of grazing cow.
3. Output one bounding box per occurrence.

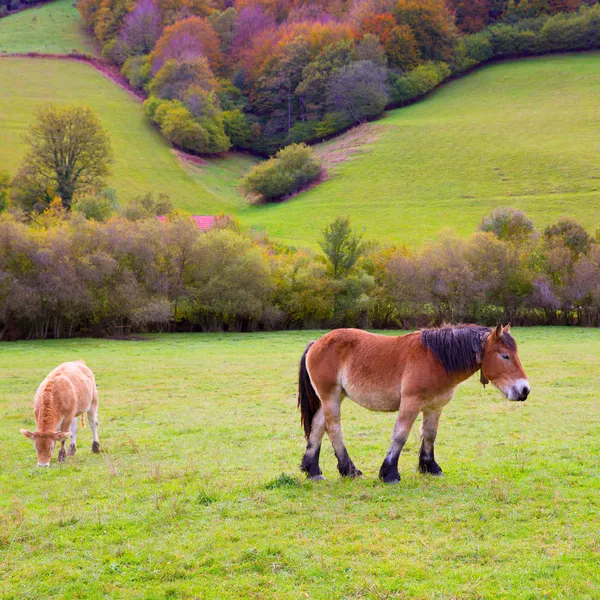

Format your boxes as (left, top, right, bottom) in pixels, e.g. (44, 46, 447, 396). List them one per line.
(20, 360, 100, 467)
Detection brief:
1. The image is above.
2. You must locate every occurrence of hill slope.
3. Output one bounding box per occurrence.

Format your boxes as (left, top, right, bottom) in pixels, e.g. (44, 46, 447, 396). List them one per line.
(0, 48, 599, 245)
(0, 57, 256, 214)
(243, 53, 600, 246)
(0, 0, 96, 55)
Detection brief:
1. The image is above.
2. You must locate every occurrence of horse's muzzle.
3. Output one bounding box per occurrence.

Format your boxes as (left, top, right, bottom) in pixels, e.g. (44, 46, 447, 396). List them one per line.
(510, 380, 530, 402)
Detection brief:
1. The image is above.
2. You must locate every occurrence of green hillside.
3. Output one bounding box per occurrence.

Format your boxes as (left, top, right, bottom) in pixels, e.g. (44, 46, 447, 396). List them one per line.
(0, 57, 256, 214)
(242, 53, 600, 246)
(1, 50, 599, 245)
(0, 0, 96, 55)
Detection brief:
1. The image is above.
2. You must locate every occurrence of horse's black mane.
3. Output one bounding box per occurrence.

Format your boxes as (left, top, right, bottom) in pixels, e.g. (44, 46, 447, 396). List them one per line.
(420, 324, 516, 374)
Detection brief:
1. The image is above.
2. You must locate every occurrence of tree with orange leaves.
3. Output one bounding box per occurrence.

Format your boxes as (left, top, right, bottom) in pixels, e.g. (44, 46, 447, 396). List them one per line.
(360, 13, 420, 69)
(395, 0, 456, 61)
(150, 16, 223, 73)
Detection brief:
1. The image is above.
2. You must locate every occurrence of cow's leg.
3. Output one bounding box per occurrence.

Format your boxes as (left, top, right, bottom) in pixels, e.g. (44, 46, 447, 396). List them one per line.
(419, 408, 444, 475)
(57, 418, 72, 463)
(300, 407, 326, 480)
(67, 418, 78, 456)
(88, 403, 100, 453)
(379, 397, 421, 484)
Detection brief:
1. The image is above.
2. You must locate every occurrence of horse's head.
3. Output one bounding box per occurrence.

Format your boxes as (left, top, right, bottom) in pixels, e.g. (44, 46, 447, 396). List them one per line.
(481, 324, 530, 401)
(20, 429, 70, 466)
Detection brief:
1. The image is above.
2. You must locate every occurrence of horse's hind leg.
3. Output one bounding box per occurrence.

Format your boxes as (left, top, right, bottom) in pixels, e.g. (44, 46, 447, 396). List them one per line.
(379, 398, 421, 484)
(321, 389, 362, 478)
(300, 407, 326, 480)
(418, 408, 444, 476)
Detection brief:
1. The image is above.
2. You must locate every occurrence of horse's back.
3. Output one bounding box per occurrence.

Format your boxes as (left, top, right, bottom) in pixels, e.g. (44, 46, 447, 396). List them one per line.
(307, 329, 424, 411)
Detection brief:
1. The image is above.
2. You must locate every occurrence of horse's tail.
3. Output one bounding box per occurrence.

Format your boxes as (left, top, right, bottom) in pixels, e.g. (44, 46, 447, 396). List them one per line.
(298, 341, 320, 439)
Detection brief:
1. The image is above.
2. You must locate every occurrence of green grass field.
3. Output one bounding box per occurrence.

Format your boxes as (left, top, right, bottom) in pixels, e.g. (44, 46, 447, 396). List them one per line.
(1, 329, 599, 598)
(0, 0, 96, 55)
(0, 58, 256, 215)
(242, 53, 600, 246)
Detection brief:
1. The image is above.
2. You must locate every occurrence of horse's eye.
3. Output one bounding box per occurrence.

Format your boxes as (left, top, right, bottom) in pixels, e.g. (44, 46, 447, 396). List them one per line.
(501, 354, 510, 360)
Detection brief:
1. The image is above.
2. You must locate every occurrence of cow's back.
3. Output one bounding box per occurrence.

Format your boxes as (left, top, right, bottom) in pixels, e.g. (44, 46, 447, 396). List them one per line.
(34, 361, 97, 418)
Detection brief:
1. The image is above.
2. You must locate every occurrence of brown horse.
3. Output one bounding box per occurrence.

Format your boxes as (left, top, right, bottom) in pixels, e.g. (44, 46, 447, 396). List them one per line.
(298, 324, 529, 483)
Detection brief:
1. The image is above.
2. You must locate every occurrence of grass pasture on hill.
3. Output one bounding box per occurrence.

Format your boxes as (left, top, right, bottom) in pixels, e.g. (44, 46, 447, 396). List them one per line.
(0, 57, 256, 215)
(243, 53, 600, 246)
(1, 329, 599, 599)
(0, 0, 96, 55)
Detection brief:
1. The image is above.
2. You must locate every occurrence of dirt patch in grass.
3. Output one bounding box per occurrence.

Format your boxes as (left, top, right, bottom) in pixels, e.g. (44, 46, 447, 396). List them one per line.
(314, 122, 391, 172)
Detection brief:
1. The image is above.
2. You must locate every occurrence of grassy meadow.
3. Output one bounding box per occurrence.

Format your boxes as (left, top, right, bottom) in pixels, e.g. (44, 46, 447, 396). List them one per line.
(0, 58, 256, 215)
(1, 328, 599, 599)
(0, 0, 96, 55)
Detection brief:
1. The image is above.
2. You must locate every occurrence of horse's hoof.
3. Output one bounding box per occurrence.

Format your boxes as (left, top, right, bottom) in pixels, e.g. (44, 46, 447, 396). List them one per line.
(419, 461, 443, 476)
(67, 444, 76, 456)
(92, 442, 100, 454)
(381, 474, 401, 484)
(309, 474, 326, 481)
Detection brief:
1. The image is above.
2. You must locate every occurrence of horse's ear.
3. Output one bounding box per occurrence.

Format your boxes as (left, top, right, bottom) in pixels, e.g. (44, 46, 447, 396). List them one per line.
(504, 323, 511, 333)
(493, 324, 503, 339)
(20, 429, 35, 439)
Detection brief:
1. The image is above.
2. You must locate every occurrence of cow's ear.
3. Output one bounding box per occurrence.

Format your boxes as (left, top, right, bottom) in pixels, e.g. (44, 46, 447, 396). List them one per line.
(20, 429, 35, 440)
(53, 432, 70, 440)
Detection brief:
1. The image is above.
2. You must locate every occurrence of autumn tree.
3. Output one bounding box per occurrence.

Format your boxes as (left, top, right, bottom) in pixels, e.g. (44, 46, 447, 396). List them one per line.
(327, 60, 389, 124)
(12, 105, 113, 212)
(395, 0, 456, 61)
(119, 0, 163, 56)
(448, 0, 491, 33)
(150, 16, 223, 73)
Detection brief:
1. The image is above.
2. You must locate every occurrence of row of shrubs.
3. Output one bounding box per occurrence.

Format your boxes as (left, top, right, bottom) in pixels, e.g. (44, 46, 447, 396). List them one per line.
(391, 4, 600, 106)
(1, 206, 600, 340)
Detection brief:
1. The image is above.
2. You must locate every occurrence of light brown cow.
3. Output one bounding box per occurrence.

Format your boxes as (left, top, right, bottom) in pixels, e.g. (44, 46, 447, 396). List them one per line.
(20, 360, 100, 467)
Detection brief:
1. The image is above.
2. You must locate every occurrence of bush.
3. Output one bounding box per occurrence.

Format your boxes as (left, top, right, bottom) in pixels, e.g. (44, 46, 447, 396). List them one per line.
(391, 61, 451, 105)
(121, 55, 152, 90)
(155, 101, 211, 152)
(240, 143, 322, 201)
(120, 192, 173, 220)
(73, 189, 118, 221)
(149, 57, 216, 102)
(478, 207, 536, 244)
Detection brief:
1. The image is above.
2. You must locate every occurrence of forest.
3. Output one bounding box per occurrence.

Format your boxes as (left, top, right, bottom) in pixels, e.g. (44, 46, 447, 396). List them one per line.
(35, 0, 598, 155)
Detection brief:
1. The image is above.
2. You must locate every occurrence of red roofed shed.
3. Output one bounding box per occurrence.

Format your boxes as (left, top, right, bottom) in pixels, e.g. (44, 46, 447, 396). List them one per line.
(156, 215, 216, 231)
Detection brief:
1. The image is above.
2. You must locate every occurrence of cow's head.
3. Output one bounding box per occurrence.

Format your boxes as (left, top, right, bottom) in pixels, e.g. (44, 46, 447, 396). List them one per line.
(20, 429, 70, 466)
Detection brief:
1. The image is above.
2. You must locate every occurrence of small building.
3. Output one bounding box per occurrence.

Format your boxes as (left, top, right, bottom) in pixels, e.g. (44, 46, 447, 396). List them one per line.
(156, 215, 216, 231)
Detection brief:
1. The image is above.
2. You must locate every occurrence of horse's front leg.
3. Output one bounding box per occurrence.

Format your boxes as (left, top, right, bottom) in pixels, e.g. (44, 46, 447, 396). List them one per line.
(379, 398, 421, 484)
(418, 408, 444, 476)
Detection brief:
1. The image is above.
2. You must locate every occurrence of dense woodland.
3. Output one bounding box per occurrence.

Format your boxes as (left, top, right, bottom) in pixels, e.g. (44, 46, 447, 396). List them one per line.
(49, 0, 600, 155)
(1, 205, 600, 339)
